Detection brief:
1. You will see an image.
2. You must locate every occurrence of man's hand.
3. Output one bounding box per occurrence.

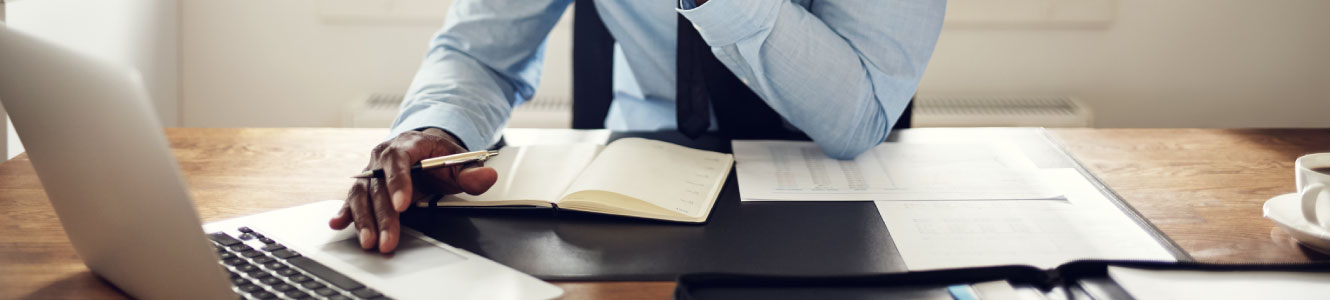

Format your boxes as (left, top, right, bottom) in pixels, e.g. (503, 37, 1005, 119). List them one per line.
(328, 128, 497, 253)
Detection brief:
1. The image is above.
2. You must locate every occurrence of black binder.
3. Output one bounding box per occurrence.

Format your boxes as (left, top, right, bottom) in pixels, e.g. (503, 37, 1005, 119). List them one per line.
(402, 129, 1191, 280)
(675, 260, 1330, 300)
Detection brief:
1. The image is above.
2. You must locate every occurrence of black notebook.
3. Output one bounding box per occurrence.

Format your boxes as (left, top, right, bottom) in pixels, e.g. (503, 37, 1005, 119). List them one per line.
(675, 260, 1330, 300)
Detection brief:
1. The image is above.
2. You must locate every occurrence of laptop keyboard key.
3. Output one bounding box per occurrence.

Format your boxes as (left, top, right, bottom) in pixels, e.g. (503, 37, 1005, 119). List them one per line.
(351, 288, 382, 298)
(300, 281, 324, 290)
(237, 284, 262, 293)
(272, 283, 295, 292)
(209, 232, 243, 246)
(259, 237, 276, 244)
(223, 258, 246, 266)
(287, 256, 364, 291)
(250, 291, 276, 299)
(314, 288, 338, 296)
(260, 243, 286, 252)
(288, 274, 311, 283)
(263, 262, 288, 270)
(276, 268, 300, 277)
(239, 232, 256, 240)
(238, 226, 254, 233)
(283, 290, 309, 299)
(260, 276, 283, 286)
(245, 271, 270, 279)
(239, 250, 263, 258)
(231, 277, 250, 286)
(272, 249, 300, 259)
(252, 255, 276, 264)
(235, 264, 258, 273)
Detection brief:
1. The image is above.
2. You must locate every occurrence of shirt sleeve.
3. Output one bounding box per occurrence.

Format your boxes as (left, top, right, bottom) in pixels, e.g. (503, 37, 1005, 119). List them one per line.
(679, 0, 946, 159)
(391, 0, 573, 151)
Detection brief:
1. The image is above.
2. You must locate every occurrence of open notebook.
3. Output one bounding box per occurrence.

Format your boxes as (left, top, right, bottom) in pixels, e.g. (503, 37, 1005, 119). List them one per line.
(423, 138, 734, 223)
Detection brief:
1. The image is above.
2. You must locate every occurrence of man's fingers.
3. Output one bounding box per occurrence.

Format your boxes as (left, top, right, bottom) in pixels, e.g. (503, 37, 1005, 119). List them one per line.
(349, 179, 378, 250)
(381, 149, 415, 213)
(456, 167, 498, 196)
(369, 178, 399, 253)
(329, 203, 352, 230)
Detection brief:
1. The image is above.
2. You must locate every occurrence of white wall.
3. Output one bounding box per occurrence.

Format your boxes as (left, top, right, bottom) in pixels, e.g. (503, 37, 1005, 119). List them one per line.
(920, 0, 1330, 127)
(184, 0, 1329, 129)
(4, 0, 180, 158)
(181, 0, 572, 128)
(6, 0, 179, 126)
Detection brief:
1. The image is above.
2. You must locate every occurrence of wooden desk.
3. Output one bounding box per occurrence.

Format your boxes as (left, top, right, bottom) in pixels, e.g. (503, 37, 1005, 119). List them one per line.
(2, 128, 1328, 299)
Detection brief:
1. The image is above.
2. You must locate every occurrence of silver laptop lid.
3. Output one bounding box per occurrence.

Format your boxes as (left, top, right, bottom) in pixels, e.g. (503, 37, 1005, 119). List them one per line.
(0, 26, 233, 300)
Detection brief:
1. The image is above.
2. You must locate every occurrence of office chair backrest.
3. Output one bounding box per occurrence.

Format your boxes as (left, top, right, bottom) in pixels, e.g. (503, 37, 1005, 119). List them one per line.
(571, 0, 615, 129)
(568, 0, 912, 130)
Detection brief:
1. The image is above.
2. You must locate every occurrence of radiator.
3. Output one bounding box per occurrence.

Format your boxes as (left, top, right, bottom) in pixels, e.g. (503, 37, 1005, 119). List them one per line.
(912, 96, 1093, 128)
(344, 93, 573, 128)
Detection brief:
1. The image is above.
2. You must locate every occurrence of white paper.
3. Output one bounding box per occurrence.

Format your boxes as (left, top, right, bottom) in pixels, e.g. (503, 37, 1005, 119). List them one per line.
(877, 169, 1176, 271)
(1108, 266, 1330, 300)
(733, 140, 1060, 201)
(447, 143, 602, 203)
(500, 128, 611, 146)
(971, 280, 1032, 300)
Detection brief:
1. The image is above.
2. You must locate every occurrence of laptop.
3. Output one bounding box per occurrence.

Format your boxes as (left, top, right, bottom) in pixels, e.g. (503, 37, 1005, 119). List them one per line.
(0, 26, 562, 300)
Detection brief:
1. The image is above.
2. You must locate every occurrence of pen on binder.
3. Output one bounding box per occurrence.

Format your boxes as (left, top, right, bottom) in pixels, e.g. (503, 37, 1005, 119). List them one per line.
(351, 150, 500, 179)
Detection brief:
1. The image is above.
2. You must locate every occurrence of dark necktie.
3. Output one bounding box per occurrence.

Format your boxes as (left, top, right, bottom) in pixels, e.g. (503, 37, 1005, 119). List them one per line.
(675, 14, 791, 140)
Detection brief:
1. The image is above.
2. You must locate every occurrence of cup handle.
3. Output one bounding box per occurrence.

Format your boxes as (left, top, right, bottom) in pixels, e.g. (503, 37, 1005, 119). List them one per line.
(1302, 183, 1327, 228)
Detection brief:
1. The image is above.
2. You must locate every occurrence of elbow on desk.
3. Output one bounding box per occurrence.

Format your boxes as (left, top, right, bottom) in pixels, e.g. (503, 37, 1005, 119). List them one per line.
(806, 105, 894, 160)
(812, 130, 884, 160)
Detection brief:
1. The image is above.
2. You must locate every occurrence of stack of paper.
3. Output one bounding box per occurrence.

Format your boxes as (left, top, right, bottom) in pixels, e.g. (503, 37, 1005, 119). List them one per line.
(875, 169, 1176, 270)
(731, 141, 1176, 271)
(732, 141, 1061, 201)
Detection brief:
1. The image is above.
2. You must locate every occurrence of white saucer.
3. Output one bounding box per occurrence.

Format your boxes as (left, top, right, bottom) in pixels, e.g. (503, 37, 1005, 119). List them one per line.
(1263, 193, 1330, 254)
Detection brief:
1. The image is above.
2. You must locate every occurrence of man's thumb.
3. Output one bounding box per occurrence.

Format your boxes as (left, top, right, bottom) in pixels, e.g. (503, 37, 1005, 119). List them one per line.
(456, 167, 498, 196)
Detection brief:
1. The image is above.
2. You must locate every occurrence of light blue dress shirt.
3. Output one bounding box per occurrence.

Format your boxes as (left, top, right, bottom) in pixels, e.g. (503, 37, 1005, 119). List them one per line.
(391, 0, 945, 159)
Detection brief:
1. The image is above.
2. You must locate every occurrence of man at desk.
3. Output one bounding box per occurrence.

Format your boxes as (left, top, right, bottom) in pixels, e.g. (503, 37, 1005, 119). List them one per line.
(328, 0, 945, 252)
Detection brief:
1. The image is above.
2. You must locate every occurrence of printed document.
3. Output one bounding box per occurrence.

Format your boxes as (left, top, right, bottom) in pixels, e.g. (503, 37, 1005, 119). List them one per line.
(876, 169, 1176, 271)
(732, 141, 1060, 201)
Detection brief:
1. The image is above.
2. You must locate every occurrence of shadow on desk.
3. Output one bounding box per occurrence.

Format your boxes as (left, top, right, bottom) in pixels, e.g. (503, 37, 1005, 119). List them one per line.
(20, 271, 126, 300)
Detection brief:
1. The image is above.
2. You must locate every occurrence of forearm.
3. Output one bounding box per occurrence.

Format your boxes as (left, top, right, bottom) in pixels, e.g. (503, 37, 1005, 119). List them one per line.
(391, 49, 518, 151)
(390, 0, 572, 150)
(680, 0, 945, 159)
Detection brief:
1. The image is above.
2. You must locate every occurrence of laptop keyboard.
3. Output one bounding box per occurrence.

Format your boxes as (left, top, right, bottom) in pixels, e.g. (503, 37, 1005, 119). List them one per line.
(208, 227, 393, 300)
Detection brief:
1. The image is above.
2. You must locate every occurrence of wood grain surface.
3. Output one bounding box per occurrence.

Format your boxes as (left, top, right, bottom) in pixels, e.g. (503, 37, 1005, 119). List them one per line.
(1, 128, 1327, 299)
(1049, 129, 1330, 264)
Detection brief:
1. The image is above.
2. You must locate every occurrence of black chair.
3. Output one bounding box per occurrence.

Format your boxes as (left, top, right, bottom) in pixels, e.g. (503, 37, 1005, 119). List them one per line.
(569, 0, 911, 130)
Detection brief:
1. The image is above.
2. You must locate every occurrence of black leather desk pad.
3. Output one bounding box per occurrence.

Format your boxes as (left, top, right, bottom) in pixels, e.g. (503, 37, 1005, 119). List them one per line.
(401, 129, 1188, 281)
(401, 131, 905, 280)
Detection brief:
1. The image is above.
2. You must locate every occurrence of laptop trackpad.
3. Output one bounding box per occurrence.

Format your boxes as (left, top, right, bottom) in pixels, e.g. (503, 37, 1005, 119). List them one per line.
(319, 234, 466, 279)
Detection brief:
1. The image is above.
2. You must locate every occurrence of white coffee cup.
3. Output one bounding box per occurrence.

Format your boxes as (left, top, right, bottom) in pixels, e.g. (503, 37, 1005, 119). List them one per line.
(1296, 153, 1330, 231)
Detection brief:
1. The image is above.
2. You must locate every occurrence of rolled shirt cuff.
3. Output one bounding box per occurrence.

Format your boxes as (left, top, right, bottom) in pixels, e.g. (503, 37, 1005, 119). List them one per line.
(677, 0, 782, 47)
(389, 102, 492, 151)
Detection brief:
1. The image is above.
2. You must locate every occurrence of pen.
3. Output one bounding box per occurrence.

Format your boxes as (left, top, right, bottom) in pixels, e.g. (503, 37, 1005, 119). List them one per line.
(351, 150, 500, 179)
